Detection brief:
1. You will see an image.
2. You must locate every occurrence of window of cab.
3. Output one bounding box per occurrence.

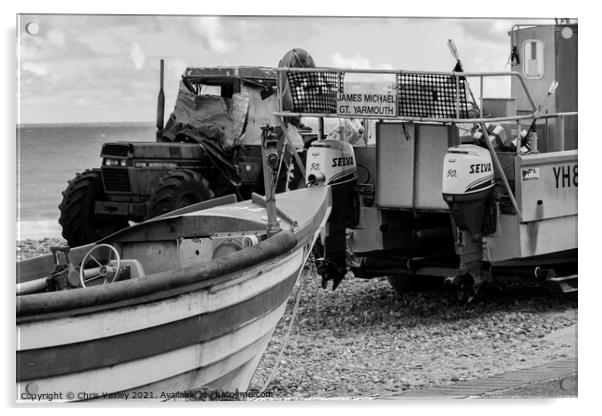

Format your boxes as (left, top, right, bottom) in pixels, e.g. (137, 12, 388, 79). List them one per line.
(523, 39, 544, 79)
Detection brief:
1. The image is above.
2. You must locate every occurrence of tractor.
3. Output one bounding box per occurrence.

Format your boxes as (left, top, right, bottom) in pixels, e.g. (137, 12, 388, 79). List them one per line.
(59, 53, 316, 247)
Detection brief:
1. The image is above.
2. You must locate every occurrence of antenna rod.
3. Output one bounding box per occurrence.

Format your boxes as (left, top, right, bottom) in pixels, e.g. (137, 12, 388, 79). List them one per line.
(448, 39, 481, 114)
(156, 59, 165, 140)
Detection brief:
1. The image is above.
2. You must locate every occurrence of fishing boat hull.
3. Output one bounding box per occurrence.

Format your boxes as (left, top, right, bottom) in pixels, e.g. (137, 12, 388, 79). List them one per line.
(17, 186, 331, 402)
(483, 150, 578, 264)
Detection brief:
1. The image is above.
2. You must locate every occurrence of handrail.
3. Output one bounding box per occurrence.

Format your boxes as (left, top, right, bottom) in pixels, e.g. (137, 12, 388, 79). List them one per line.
(275, 67, 538, 116)
(274, 111, 578, 125)
(275, 67, 578, 223)
(276, 67, 524, 77)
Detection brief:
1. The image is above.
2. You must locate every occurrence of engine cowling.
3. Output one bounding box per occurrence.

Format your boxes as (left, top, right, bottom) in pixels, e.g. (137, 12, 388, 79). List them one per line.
(305, 139, 357, 186)
(442, 144, 495, 240)
(306, 139, 357, 290)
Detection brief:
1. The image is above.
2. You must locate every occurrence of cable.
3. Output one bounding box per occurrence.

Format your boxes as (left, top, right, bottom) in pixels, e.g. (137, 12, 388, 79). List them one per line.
(258, 264, 308, 393)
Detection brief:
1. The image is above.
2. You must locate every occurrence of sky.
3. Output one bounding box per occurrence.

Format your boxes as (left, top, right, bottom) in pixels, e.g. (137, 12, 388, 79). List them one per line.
(17, 15, 559, 124)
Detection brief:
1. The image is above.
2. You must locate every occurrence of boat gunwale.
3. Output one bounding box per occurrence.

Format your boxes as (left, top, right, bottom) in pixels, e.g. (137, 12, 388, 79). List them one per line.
(17, 230, 297, 321)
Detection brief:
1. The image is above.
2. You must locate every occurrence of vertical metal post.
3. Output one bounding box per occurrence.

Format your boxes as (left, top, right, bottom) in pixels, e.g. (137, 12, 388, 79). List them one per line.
(261, 126, 282, 237)
(318, 117, 324, 140)
(261, 158, 280, 236)
(455, 74, 460, 119)
(50, 247, 60, 265)
(545, 117, 549, 151)
(557, 115, 565, 151)
(516, 119, 521, 154)
(277, 70, 284, 112)
(156, 59, 165, 141)
(479, 75, 484, 118)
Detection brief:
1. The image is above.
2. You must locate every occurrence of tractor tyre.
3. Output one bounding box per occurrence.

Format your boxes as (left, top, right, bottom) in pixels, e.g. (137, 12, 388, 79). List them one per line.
(146, 169, 214, 219)
(59, 169, 129, 247)
(387, 275, 444, 295)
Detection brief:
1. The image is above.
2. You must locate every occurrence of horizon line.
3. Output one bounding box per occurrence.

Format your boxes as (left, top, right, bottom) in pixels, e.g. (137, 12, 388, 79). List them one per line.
(17, 121, 155, 127)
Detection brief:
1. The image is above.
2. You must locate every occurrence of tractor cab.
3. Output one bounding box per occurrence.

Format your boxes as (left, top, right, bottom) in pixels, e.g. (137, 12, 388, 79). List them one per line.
(181, 66, 277, 98)
(159, 66, 282, 148)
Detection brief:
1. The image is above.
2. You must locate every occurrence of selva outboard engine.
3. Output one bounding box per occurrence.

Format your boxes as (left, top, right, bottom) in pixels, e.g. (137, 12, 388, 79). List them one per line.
(442, 144, 496, 299)
(442, 144, 495, 241)
(306, 139, 357, 289)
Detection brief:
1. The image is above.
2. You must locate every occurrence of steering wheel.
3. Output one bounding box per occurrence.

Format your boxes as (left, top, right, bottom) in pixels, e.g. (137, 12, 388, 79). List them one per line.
(79, 244, 121, 288)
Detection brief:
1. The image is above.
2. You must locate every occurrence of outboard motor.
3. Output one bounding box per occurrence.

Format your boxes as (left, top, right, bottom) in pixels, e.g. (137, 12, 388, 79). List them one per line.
(442, 144, 496, 300)
(306, 139, 357, 290)
(442, 144, 495, 240)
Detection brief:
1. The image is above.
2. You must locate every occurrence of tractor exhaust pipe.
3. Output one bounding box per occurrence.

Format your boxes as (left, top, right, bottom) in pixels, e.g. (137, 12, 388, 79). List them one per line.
(156, 59, 165, 140)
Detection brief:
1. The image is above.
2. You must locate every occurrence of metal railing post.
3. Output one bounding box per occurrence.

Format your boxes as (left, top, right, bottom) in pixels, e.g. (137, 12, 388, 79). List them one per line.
(516, 119, 521, 154)
(479, 75, 484, 118)
(479, 122, 521, 219)
(455, 74, 460, 119)
(318, 117, 324, 140)
(557, 115, 566, 151)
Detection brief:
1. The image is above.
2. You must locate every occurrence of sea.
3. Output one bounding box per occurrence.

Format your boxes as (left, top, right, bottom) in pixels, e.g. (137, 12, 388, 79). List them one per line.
(15, 119, 349, 241)
(17, 123, 156, 240)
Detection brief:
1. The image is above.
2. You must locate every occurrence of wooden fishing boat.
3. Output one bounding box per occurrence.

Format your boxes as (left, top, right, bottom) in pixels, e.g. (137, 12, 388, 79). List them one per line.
(17, 186, 331, 401)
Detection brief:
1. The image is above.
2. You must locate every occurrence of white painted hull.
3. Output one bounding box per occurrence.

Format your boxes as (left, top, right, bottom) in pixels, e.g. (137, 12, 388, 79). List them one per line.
(17, 186, 332, 402)
(17, 248, 303, 402)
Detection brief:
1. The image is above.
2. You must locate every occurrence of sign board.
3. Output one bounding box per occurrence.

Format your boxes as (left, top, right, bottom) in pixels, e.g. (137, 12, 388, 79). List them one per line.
(337, 82, 397, 118)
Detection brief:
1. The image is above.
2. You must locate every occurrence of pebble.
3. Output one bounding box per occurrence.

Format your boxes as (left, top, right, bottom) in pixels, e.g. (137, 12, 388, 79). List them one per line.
(17, 238, 66, 261)
(17, 239, 576, 399)
(254, 272, 575, 398)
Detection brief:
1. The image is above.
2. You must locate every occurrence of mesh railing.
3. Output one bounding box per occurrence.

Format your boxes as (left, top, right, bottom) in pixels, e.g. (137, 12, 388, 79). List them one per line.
(397, 73, 469, 118)
(286, 71, 342, 114)
(282, 70, 472, 119)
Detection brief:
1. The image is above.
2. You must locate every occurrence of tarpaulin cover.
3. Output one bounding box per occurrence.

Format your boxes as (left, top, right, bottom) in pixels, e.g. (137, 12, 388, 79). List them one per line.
(162, 81, 249, 149)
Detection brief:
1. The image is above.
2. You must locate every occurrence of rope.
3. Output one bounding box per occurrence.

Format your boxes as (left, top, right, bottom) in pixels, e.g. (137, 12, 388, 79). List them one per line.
(301, 251, 321, 332)
(258, 263, 309, 393)
(311, 254, 321, 333)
